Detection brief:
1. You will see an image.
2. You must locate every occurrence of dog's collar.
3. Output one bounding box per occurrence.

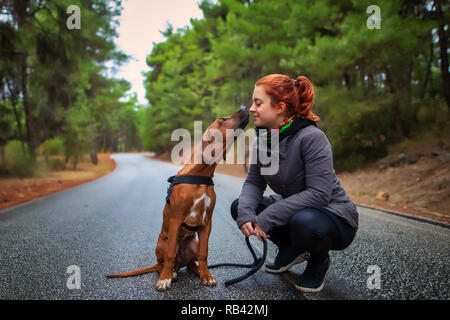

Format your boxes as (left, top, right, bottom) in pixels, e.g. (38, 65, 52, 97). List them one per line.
(165, 175, 214, 204)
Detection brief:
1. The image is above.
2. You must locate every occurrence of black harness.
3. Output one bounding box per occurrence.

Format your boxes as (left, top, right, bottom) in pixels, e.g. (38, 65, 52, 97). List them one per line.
(166, 175, 214, 232)
(166, 175, 214, 204)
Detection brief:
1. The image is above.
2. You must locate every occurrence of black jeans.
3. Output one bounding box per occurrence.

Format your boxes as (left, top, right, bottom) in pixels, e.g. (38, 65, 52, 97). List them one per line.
(230, 198, 356, 263)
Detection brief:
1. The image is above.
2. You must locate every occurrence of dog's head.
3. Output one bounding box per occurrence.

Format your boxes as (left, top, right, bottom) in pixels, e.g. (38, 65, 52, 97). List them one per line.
(205, 108, 249, 132)
(201, 108, 249, 164)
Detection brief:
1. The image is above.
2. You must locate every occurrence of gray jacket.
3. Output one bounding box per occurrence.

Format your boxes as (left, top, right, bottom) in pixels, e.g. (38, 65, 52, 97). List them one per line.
(237, 124, 359, 233)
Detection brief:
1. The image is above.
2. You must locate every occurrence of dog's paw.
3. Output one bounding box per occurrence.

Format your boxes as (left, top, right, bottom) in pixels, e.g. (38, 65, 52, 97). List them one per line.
(201, 274, 217, 287)
(156, 278, 172, 291)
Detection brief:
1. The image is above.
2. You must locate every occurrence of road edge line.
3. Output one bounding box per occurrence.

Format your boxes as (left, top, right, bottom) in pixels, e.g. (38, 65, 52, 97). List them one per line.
(355, 203, 449, 229)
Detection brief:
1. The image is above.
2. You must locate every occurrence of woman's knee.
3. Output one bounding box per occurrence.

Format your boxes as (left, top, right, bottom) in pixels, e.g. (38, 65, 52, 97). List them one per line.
(289, 208, 322, 232)
(230, 198, 239, 221)
(288, 208, 331, 246)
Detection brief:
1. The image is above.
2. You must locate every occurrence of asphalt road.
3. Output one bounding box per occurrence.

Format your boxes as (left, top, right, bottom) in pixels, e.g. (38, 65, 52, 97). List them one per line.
(0, 153, 448, 300)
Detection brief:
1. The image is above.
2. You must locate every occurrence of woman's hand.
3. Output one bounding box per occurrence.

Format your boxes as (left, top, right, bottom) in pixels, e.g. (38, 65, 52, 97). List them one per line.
(240, 222, 255, 237)
(254, 223, 269, 241)
(240, 222, 269, 241)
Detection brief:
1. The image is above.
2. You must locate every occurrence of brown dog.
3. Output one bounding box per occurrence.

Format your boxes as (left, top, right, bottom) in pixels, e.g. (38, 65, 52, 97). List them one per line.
(106, 109, 249, 291)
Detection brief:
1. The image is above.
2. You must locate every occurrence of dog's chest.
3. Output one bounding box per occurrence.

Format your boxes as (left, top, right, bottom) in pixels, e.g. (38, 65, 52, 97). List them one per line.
(183, 192, 212, 227)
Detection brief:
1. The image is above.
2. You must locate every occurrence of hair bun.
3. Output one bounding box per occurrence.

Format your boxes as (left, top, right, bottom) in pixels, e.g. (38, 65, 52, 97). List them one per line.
(295, 76, 320, 121)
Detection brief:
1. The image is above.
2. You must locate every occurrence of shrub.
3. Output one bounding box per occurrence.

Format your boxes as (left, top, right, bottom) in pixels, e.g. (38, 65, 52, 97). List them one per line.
(4, 140, 35, 177)
(39, 137, 66, 159)
(48, 158, 66, 170)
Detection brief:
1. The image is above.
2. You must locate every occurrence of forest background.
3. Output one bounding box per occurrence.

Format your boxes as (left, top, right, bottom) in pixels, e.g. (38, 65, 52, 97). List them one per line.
(0, 0, 448, 176)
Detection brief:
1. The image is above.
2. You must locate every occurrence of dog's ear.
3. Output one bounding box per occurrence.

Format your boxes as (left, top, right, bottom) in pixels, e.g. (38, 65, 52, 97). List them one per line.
(202, 139, 209, 153)
(201, 130, 211, 153)
(222, 144, 227, 162)
(210, 135, 216, 158)
(202, 129, 226, 164)
(203, 135, 217, 159)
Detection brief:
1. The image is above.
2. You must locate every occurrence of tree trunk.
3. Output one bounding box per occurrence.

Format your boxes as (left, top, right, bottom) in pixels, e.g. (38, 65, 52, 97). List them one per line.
(343, 71, 356, 90)
(421, 31, 434, 99)
(435, 1, 450, 110)
(90, 138, 98, 165)
(14, 0, 35, 156)
(6, 80, 25, 153)
(385, 67, 407, 140)
(21, 54, 35, 156)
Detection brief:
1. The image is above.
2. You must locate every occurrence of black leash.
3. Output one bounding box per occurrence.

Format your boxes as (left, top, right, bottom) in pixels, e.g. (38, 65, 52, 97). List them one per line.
(209, 236, 267, 286)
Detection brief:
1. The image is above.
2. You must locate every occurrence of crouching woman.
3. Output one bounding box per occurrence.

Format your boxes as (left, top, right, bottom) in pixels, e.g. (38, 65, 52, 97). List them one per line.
(231, 74, 358, 293)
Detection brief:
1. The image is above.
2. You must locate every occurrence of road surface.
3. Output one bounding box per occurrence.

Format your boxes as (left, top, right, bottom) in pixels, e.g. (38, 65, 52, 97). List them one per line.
(0, 153, 448, 300)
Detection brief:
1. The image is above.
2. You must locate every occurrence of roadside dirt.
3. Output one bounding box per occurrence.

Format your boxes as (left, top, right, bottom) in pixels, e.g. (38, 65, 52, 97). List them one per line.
(149, 142, 450, 226)
(338, 156, 449, 226)
(2, 144, 448, 226)
(0, 154, 116, 211)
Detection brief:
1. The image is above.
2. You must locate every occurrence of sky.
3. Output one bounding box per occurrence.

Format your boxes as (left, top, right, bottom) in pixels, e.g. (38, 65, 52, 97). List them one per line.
(109, 0, 205, 106)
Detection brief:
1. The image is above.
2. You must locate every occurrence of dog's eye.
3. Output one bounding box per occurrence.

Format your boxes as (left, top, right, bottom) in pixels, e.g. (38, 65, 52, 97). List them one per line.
(220, 118, 227, 123)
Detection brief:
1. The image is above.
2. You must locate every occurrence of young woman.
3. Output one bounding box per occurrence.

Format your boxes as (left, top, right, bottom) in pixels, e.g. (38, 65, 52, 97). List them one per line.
(230, 74, 358, 293)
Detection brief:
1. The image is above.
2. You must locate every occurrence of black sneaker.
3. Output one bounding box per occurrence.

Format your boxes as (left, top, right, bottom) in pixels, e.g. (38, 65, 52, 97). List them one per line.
(295, 256, 332, 293)
(265, 245, 310, 274)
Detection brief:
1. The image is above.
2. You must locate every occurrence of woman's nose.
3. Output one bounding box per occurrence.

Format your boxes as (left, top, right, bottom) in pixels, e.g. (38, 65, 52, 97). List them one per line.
(249, 104, 257, 112)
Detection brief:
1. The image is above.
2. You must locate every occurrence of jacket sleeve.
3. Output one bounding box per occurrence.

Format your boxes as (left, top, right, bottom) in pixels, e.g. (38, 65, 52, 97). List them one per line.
(236, 139, 267, 229)
(255, 129, 334, 233)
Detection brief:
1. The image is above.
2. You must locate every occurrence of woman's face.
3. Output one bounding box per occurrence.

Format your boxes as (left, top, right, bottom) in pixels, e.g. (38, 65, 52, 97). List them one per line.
(250, 85, 286, 128)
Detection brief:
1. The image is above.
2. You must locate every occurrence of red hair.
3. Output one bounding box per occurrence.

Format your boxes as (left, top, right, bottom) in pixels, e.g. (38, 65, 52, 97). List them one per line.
(255, 74, 320, 122)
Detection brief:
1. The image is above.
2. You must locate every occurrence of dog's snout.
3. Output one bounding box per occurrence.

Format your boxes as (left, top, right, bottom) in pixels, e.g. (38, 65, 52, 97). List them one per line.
(237, 109, 249, 129)
(223, 108, 249, 130)
(237, 105, 249, 118)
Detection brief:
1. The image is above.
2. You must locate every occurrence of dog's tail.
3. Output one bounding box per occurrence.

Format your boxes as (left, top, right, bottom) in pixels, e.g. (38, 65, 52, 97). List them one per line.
(105, 264, 161, 278)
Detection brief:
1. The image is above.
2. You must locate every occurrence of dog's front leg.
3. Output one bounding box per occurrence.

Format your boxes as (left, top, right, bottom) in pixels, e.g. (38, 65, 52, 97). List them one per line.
(156, 218, 181, 291)
(197, 220, 216, 286)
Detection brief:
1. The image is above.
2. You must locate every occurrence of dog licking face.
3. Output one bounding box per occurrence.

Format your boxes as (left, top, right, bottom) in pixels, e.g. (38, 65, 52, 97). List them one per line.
(201, 109, 249, 164)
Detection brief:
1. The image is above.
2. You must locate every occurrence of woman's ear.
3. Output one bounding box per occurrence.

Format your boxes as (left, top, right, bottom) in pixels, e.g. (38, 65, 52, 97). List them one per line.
(274, 102, 287, 115)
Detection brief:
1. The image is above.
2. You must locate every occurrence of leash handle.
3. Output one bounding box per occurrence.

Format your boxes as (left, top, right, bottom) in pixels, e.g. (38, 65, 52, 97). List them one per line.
(245, 236, 258, 262)
(224, 238, 267, 287)
(208, 236, 267, 287)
